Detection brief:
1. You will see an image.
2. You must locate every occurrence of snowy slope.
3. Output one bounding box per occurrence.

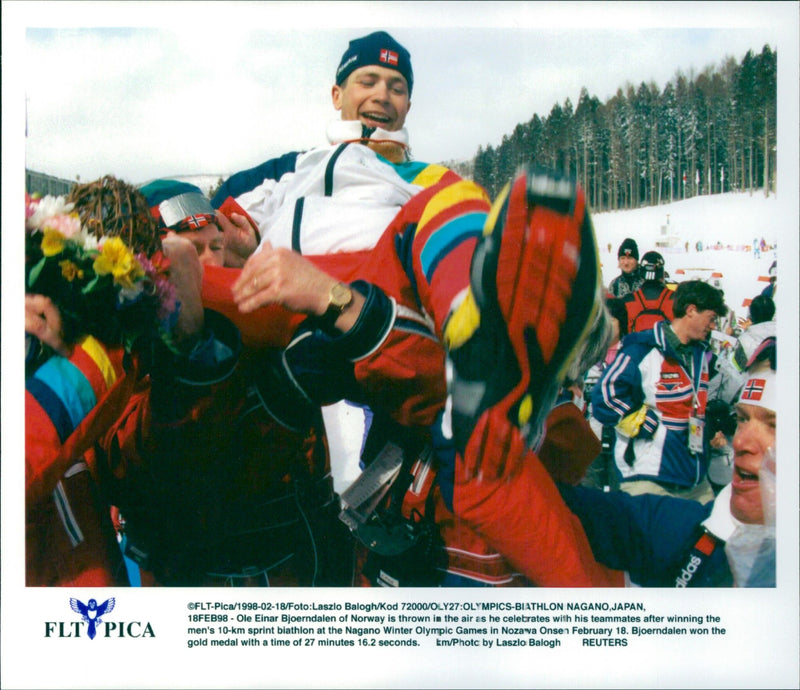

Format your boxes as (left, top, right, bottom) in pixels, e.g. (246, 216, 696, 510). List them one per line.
(592, 191, 788, 317)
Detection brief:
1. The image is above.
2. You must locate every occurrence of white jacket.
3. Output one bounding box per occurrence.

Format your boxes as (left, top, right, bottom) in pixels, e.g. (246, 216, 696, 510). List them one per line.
(236, 128, 423, 256)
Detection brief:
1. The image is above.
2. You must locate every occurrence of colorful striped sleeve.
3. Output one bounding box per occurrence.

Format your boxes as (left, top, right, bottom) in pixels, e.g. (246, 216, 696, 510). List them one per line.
(26, 336, 120, 443)
(26, 336, 126, 499)
(393, 161, 461, 189)
(408, 179, 489, 329)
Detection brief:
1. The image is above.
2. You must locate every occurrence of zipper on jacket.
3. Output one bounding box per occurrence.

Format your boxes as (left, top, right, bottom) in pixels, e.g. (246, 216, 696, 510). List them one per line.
(291, 197, 305, 252)
(324, 143, 350, 197)
(293, 143, 350, 252)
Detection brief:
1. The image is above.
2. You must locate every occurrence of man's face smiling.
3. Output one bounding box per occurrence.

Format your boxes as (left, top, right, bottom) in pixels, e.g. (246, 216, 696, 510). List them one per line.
(730, 402, 776, 524)
(332, 65, 410, 131)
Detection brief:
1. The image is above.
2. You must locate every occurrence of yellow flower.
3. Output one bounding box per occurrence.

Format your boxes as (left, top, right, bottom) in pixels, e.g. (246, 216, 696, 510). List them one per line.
(41, 228, 66, 257)
(93, 237, 144, 289)
(59, 259, 84, 282)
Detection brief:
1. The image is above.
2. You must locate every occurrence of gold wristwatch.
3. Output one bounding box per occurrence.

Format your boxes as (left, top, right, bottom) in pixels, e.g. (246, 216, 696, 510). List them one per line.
(320, 281, 353, 330)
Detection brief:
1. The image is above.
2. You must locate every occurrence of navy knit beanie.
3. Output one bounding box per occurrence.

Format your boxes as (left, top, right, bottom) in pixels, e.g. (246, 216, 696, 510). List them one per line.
(336, 31, 413, 95)
(618, 237, 639, 260)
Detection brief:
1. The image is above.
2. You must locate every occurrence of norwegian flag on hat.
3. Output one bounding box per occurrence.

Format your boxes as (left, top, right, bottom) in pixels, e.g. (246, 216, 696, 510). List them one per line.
(157, 213, 216, 236)
(380, 48, 399, 66)
(740, 378, 766, 402)
(737, 357, 776, 412)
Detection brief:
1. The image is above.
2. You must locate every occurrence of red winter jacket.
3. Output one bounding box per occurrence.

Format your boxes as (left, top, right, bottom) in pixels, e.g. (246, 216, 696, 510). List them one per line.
(94, 310, 342, 587)
(26, 336, 136, 586)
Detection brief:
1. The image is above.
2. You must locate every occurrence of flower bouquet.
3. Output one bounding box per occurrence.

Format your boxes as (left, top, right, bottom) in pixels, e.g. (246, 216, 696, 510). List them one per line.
(25, 176, 180, 353)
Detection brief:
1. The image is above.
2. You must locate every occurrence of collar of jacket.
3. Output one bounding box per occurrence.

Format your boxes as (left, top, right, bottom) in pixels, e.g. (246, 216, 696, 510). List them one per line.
(326, 119, 409, 149)
(701, 484, 741, 542)
(659, 320, 710, 362)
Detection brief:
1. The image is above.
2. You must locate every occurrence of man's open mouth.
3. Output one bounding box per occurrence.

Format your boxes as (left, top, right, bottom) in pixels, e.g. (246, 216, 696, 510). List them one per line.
(361, 112, 391, 125)
(735, 466, 759, 482)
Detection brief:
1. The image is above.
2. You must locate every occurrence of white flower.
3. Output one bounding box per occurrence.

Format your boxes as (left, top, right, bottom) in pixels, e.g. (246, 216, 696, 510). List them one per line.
(77, 228, 99, 251)
(26, 195, 75, 231)
(118, 283, 144, 304)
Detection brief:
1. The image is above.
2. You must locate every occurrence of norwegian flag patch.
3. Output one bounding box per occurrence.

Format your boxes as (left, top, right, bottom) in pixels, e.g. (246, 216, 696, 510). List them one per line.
(740, 378, 766, 401)
(177, 213, 215, 232)
(380, 49, 399, 66)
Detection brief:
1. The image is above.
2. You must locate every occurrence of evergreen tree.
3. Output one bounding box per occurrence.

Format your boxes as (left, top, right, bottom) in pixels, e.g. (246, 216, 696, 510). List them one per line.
(755, 44, 777, 195)
(465, 45, 777, 212)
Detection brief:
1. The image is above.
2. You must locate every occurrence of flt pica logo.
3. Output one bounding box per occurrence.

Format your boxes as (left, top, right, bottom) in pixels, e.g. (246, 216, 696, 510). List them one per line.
(71, 597, 114, 639)
(44, 598, 155, 640)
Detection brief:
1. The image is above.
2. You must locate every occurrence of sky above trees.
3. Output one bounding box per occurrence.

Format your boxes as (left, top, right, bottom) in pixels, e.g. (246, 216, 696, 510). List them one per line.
(8, 2, 795, 186)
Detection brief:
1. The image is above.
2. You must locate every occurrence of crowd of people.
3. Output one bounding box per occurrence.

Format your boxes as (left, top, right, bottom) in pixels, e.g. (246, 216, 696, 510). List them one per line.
(25, 31, 778, 590)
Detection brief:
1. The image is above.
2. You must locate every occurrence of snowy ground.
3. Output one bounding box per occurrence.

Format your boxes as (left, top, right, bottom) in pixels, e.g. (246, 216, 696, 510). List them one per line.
(592, 191, 786, 318)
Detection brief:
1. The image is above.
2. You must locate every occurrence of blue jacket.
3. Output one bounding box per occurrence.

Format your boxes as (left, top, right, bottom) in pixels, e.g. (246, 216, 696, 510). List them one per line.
(559, 484, 732, 587)
(211, 151, 300, 209)
(591, 320, 713, 488)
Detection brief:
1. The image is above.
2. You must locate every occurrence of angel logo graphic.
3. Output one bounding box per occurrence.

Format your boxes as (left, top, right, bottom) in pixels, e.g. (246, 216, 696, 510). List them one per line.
(44, 599, 154, 639)
(70, 597, 115, 640)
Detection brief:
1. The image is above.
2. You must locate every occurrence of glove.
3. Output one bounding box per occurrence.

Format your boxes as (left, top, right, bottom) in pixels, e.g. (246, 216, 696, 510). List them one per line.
(616, 405, 659, 440)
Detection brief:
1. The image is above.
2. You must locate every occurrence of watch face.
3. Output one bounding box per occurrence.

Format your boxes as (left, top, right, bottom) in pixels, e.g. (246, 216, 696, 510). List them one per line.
(330, 282, 352, 309)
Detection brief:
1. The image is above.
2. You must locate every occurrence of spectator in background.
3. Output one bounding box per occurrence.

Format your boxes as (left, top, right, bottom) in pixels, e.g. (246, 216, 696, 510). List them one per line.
(607, 237, 644, 298)
(737, 295, 776, 366)
(620, 250, 674, 334)
(711, 295, 776, 407)
(760, 260, 777, 302)
(591, 280, 728, 503)
(748, 294, 776, 325)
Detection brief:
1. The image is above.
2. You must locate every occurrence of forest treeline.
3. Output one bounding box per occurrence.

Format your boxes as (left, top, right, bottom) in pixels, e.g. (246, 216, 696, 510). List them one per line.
(463, 45, 776, 211)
